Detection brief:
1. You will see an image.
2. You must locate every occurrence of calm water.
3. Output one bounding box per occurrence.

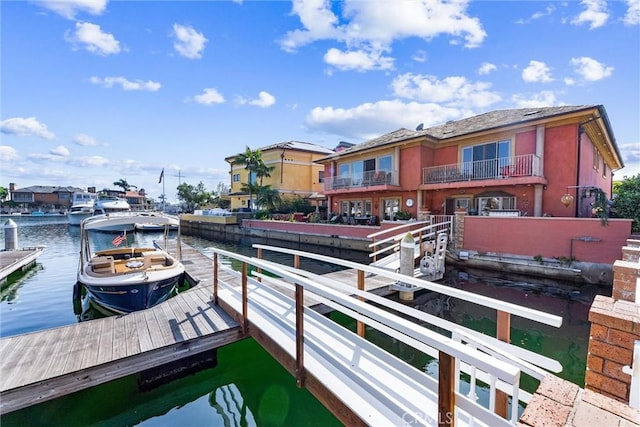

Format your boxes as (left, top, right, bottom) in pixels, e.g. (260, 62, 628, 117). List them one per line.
(0, 216, 608, 425)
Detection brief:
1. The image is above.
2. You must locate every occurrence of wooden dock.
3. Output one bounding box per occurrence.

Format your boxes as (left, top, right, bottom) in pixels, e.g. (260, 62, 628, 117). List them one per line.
(0, 244, 242, 415)
(0, 247, 44, 285)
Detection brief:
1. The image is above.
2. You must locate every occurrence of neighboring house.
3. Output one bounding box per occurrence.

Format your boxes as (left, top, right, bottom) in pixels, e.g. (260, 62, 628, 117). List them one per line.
(124, 189, 148, 211)
(225, 141, 334, 211)
(7, 183, 84, 212)
(317, 105, 624, 221)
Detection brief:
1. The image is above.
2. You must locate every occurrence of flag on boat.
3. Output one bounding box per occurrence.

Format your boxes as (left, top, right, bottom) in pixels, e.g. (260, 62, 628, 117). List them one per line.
(158, 168, 164, 184)
(112, 231, 126, 247)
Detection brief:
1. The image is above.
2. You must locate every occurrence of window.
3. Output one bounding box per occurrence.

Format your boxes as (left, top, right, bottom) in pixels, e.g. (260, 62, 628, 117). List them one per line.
(378, 156, 392, 172)
(602, 160, 607, 177)
(593, 146, 600, 171)
(318, 170, 325, 183)
(232, 174, 240, 182)
(462, 140, 510, 179)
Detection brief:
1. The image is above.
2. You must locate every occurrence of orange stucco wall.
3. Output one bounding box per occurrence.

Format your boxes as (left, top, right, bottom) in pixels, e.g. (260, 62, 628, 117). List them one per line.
(462, 216, 632, 264)
(514, 130, 536, 156)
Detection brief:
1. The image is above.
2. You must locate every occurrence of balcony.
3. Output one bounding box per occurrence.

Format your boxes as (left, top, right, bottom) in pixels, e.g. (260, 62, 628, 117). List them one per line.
(422, 154, 541, 185)
(324, 170, 398, 191)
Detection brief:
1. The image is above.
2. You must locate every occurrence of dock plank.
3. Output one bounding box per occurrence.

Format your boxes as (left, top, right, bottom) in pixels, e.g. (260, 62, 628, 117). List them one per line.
(134, 311, 154, 353)
(124, 312, 141, 357)
(95, 316, 115, 365)
(111, 314, 128, 360)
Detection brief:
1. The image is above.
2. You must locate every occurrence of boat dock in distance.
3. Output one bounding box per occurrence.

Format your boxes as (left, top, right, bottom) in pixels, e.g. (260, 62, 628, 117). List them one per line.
(0, 247, 44, 285)
(2, 242, 638, 426)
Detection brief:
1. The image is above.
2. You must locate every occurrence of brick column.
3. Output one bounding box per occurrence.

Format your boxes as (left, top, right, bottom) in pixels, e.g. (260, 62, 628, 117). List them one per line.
(453, 209, 466, 250)
(585, 238, 640, 404)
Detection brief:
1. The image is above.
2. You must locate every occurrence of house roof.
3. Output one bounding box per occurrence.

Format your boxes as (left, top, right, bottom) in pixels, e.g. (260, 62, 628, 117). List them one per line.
(225, 140, 334, 162)
(317, 105, 620, 164)
(11, 185, 83, 194)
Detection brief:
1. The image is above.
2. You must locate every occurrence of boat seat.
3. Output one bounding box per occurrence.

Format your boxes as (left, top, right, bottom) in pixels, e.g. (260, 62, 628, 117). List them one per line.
(91, 256, 115, 274)
(143, 251, 167, 268)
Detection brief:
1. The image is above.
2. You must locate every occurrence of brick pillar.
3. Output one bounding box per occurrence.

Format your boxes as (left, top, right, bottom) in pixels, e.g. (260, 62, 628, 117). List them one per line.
(585, 238, 640, 404)
(453, 209, 466, 250)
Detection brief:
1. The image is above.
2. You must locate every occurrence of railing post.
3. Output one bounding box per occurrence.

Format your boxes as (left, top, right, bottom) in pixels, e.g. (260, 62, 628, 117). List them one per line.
(213, 252, 218, 304)
(438, 351, 455, 426)
(294, 254, 300, 269)
(295, 283, 306, 388)
(241, 261, 248, 334)
(357, 269, 365, 337)
(495, 310, 511, 418)
(256, 247, 262, 282)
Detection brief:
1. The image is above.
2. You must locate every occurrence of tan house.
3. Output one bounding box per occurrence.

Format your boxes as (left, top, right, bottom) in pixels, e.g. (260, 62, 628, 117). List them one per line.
(316, 105, 624, 222)
(225, 141, 334, 211)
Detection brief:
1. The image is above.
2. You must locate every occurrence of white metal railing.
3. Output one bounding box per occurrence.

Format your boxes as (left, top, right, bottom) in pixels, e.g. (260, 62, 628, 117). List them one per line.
(324, 169, 398, 191)
(211, 245, 554, 425)
(367, 217, 454, 264)
(422, 154, 541, 184)
(236, 244, 564, 424)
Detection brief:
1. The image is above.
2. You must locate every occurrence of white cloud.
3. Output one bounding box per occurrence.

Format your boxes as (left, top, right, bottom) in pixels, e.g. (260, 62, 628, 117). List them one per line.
(236, 91, 276, 108)
(624, 0, 640, 25)
(172, 24, 208, 59)
(572, 0, 609, 29)
(73, 134, 99, 146)
(391, 73, 501, 109)
(37, 0, 107, 20)
(617, 141, 640, 176)
(412, 50, 427, 63)
(280, 0, 486, 72)
(69, 156, 110, 167)
(306, 99, 465, 140)
(193, 88, 225, 105)
(324, 48, 394, 71)
(65, 22, 121, 55)
(90, 76, 161, 91)
(522, 60, 554, 83)
(478, 62, 497, 75)
(50, 145, 70, 157)
(511, 90, 561, 108)
(0, 117, 56, 140)
(568, 56, 614, 83)
(0, 146, 19, 162)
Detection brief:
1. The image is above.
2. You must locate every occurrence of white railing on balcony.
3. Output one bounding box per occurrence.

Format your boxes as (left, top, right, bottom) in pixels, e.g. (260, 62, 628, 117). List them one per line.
(422, 154, 541, 184)
(324, 169, 398, 191)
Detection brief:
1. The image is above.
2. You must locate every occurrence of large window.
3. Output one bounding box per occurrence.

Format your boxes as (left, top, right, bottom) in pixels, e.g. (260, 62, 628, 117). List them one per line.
(462, 140, 510, 179)
(337, 155, 394, 185)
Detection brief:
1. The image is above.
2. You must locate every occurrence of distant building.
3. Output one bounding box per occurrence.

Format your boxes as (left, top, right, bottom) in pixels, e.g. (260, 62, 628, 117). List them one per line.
(225, 141, 334, 211)
(7, 183, 84, 213)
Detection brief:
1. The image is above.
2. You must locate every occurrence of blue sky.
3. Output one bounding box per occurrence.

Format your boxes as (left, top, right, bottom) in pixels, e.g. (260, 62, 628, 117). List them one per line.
(1, 0, 639, 203)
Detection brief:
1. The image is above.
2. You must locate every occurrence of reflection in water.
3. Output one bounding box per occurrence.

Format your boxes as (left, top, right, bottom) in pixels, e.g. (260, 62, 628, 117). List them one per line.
(210, 384, 257, 426)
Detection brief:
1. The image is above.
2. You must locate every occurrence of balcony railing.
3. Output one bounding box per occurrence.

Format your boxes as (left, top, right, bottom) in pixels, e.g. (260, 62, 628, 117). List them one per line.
(422, 154, 541, 184)
(324, 170, 397, 191)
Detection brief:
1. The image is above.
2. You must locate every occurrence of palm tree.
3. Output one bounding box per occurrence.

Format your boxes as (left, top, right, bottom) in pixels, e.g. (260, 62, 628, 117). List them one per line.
(113, 178, 137, 193)
(255, 162, 274, 187)
(256, 186, 281, 211)
(233, 147, 263, 209)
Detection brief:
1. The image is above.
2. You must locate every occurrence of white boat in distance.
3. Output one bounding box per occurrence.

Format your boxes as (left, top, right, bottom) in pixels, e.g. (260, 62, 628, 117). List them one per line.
(67, 192, 98, 226)
(93, 195, 134, 232)
(77, 212, 185, 314)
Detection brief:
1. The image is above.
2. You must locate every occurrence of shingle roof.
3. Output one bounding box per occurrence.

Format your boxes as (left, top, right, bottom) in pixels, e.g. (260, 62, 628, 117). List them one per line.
(320, 105, 601, 160)
(12, 185, 83, 194)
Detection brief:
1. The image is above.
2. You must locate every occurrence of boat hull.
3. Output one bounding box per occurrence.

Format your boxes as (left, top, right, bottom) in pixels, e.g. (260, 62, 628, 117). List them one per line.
(81, 273, 183, 314)
(68, 212, 93, 226)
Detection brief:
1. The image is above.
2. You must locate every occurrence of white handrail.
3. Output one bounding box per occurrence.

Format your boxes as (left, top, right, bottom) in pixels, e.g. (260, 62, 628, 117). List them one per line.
(252, 244, 563, 327)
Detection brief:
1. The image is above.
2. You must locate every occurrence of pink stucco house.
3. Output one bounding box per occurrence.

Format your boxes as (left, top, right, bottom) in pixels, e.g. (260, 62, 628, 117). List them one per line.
(317, 105, 624, 223)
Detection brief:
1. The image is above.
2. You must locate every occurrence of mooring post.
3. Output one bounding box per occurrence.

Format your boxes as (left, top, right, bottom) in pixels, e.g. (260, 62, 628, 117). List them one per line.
(399, 232, 415, 301)
(357, 269, 365, 337)
(295, 283, 306, 387)
(4, 219, 17, 251)
(213, 252, 218, 304)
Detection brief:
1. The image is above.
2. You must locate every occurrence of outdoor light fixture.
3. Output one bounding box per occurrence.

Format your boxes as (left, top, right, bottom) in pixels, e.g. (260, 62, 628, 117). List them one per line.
(560, 193, 574, 207)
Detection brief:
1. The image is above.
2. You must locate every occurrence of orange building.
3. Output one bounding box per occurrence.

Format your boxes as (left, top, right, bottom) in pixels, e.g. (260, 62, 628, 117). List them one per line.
(317, 105, 623, 222)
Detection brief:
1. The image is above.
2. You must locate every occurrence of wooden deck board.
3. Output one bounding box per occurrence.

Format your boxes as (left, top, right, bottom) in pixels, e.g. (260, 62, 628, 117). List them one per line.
(124, 311, 141, 357)
(95, 316, 115, 365)
(134, 311, 154, 353)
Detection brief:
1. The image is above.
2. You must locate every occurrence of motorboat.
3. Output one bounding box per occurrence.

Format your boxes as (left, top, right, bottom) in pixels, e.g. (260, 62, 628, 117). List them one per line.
(67, 192, 98, 226)
(93, 195, 134, 232)
(77, 212, 185, 314)
(134, 222, 179, 232)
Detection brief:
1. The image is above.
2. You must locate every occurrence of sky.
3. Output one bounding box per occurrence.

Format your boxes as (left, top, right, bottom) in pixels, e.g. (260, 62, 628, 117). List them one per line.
(1, 0, 639, 203)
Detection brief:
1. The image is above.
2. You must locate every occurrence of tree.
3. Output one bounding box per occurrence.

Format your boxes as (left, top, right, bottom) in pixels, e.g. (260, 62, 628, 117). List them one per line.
(0, 186, 8, 202)
(612, 173, 640, 233)
(113, 179, 137, 192)
(176, 182, 211, 213)
(233, 146, 263, 209)
(256, 186, 281, 211)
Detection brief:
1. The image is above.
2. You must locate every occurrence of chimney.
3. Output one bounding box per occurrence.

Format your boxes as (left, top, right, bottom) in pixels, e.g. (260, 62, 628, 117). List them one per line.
(9, 183, 16, 191)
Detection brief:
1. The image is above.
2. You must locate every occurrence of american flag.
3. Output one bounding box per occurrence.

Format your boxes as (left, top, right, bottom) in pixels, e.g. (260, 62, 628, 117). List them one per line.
(112, 232, 126, 247)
